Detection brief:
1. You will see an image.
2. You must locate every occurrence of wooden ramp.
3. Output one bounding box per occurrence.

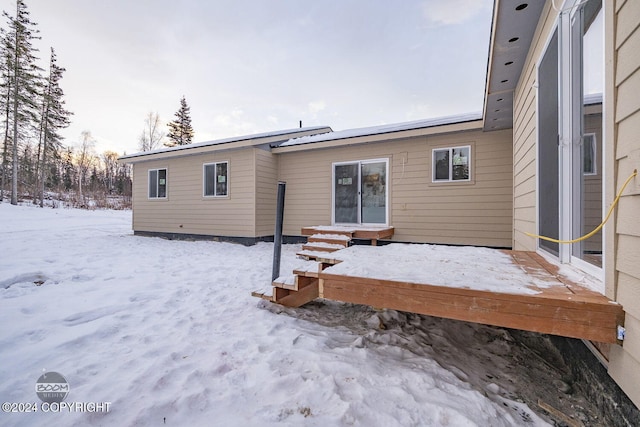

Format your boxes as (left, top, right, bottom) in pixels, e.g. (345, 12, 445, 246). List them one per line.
(253, 234, 624, 344)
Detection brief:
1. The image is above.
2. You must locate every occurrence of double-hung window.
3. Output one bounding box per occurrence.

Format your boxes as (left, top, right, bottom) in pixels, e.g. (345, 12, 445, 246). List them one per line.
(203, 162, 228, 197)
(148, 168, 167, 198)
(432, 146, 471, 182)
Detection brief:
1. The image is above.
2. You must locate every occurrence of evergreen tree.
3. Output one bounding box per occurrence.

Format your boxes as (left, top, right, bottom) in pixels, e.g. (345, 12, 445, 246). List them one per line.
(36, 47, 71, 206)
(0, 26, 13, 201)
(3, 0, 43, 204)
(61, 146, 74, 191)
(165, 96, 193, 147)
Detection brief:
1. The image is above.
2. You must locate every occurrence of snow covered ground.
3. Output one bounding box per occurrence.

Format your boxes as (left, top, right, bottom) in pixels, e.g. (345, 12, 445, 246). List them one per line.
(0, 204, 604, 426)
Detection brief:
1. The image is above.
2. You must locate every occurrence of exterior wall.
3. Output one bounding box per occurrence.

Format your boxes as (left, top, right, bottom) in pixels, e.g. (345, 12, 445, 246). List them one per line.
(512, 0, 640, 408)
(131, 148, 258, 238)
(254, 148, 278, 237)
(277, 129, 513, 247)
(607, 0, 640, 408)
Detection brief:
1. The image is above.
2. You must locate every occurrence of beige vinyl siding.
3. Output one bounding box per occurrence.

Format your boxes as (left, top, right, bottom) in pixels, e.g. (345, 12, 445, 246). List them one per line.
(276, 149, 334, 234)
(278, 129, 513, 247)
(511, 23, 541, 251)
(131, 148, 257, 237)
(608, 0, 640, 407)
(512, 1, 557, 251)
(254, 148, 278, 237)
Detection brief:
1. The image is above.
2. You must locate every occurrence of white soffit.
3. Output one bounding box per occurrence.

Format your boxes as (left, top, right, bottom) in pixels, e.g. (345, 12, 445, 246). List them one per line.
(484, 0, 546, 131)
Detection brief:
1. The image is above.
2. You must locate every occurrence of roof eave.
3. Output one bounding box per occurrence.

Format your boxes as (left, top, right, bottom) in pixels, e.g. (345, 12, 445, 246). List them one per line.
(483, 0, 546, 132)
(272, 119, 484, 154)
(118, 126, 333, 163)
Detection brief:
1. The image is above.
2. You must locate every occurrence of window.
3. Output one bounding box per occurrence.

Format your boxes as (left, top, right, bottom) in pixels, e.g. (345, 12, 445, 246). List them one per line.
(203, 162, 228, 197)
(583, 133, 596, 175)
(432, 146, 470, 182)
(148, 168, 167, 198)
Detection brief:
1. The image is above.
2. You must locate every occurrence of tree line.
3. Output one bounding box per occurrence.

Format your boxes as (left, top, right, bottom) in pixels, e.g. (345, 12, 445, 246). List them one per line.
(0, 1, 196, 209)
(0, 0, 133, 208)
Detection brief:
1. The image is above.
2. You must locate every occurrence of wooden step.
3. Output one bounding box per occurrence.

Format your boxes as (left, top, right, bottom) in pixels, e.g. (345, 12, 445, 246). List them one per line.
(251, 290, 273, 301)
(296, 250, 344, 264)
(302, 242, 347, 252)
(302, 227, 354, 237)
(273, 278, 320, 308)
(251, 282, 275, 301)
(307, 233, 352, 246)
(273, 274, 316, 291)
(293, 261, 323, 278)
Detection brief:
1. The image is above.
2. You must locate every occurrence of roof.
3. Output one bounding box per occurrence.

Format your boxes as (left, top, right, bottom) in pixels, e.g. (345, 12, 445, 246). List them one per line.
(276, 113, 483, 150)
(119, 126, 332, 162)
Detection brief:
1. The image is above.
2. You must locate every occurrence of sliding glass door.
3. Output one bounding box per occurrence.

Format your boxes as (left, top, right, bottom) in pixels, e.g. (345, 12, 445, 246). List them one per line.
(334, 163, 359, 223)
(536, 0, 603, 273)
(333, 159, 388, 225)
(571, 0, 603, 268)
(538, 27, 560, 256)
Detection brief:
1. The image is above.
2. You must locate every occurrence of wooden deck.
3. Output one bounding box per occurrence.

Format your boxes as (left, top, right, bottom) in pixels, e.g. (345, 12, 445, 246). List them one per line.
(255, 241, 624, 344)
(320, 249, 623, 343)
(301, 225, 394, 245)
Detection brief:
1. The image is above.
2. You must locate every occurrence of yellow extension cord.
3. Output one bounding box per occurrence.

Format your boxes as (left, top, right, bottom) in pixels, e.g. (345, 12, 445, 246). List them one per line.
(525, 169, 638, 244)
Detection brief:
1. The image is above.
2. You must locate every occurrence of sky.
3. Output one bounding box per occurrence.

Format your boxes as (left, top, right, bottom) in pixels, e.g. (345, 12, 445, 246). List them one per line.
(0, 0, 494, 155)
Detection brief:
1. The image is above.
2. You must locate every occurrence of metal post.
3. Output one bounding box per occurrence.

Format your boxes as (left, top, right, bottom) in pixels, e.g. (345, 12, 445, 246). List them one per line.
(272, 181, 286, 282)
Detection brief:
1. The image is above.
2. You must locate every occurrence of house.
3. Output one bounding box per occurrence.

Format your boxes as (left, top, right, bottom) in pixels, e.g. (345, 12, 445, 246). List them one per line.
(120, 0, 640, 410)
(120, 115, 515, 248)
(119, 126, 332, 244)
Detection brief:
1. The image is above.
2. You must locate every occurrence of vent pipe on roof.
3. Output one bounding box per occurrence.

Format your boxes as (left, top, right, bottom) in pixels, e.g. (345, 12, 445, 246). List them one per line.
(299, 120, 302, 128)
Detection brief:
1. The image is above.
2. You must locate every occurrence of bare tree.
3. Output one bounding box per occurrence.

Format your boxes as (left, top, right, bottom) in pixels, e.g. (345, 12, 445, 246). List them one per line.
(76, 130, 95, 201)
(138, 112, 164, 151)
(101, 150, 118, 193)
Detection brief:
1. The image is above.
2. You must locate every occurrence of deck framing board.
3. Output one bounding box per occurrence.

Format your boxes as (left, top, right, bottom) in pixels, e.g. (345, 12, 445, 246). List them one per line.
(320, 275, 623, 342)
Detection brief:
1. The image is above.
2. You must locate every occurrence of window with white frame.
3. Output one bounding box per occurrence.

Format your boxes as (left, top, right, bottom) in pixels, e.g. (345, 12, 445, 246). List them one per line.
(148, 168, 167, 198)
(203, 162, 228, 197)
(432, 146, 471, 182)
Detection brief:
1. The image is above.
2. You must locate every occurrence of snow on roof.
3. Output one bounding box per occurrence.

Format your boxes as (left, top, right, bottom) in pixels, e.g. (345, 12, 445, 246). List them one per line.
(584, 93, 603, 105)
(119, 125, 332, 160)
(278, 113, 482, 148)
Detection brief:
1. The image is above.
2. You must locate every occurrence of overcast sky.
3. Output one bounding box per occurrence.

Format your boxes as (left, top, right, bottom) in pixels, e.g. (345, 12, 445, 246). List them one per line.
(1, 0, 493, 155)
